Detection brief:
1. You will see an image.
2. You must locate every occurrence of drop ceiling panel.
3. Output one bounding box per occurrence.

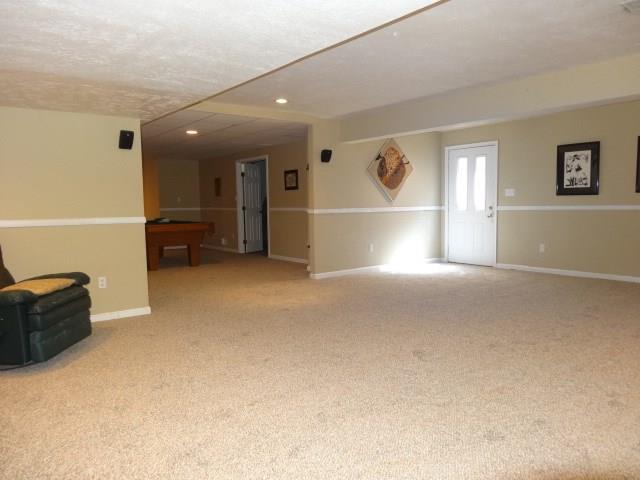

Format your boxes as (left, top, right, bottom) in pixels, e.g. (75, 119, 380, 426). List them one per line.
(142, 112, 307, 160)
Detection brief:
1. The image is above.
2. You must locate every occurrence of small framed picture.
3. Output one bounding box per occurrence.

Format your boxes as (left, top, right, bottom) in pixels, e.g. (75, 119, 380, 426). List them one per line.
(284, 169, 298, 191)
(556, 141, 600, 195)
(636, 137, 639, 193)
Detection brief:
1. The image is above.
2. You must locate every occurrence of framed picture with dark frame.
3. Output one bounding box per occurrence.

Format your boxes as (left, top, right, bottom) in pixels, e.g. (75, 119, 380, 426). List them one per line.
(636, 136, 640, 193)
(284, 169, 299, 191)
(556, 141, 600, 196)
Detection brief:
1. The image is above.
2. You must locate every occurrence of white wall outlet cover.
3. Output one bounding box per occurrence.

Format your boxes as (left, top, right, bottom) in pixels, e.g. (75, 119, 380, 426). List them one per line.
(539, 243, 545, 253)
(368, 243, 374, 253)
(221, 237, 227, 245)
(98, 276, 107, 288)
(505, 188, 516, 197)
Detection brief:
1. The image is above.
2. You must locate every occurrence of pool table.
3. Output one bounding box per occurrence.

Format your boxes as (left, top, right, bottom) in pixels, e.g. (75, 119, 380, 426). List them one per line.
(145, 220, 215, 271)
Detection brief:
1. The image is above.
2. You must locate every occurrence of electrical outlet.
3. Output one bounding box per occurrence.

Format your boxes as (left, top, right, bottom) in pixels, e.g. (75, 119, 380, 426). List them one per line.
(98, 276, 107, 289)
(177, 196, 181, 204)
(221, 237, 227, 246)
(368, 243, 374, 253)
(505, 188, 516, 197)
(539, 243, 545, 254)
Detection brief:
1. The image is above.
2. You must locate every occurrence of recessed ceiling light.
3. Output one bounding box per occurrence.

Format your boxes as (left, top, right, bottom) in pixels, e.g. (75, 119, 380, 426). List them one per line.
(392, 31, 399, 37)
(275, 98, 288, 104)
(186, 130, 198, 135)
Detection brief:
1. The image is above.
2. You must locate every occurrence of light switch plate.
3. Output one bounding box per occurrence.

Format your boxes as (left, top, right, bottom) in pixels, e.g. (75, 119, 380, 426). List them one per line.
(505, 188, 516, 197)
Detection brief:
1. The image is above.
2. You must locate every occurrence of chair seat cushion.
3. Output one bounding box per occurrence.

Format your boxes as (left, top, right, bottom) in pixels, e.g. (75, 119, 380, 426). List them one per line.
(2, 278, 75, 296)
(27, 285, 89, 316)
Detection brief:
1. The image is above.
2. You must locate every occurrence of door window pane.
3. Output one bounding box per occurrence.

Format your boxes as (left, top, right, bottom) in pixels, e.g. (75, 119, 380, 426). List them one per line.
(456, 157, 468, 211)
(474, 156, 486, 211)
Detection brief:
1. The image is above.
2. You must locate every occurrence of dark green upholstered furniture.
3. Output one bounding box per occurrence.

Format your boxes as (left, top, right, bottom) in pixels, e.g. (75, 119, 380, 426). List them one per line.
(0, 246, 92, 365)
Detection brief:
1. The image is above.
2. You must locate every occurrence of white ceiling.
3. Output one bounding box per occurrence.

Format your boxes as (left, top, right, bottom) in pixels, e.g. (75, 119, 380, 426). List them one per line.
(214, 0, 640, 118)
(142, 110, 307, 160)
(0, 0, 440, 121)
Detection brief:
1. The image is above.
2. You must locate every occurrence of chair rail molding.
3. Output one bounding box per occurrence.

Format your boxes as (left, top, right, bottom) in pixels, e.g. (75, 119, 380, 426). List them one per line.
(0, 217, 146, 228)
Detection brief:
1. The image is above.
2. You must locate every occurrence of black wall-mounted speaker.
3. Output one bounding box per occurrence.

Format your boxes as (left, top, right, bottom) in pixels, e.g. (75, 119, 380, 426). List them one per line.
(321, 149, 332, 163)
(119, 130, 134, 150)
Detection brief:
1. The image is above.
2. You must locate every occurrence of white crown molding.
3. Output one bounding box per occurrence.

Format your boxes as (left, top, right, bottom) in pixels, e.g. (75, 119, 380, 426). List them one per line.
(90, 306, 151, 322)
(497, 205, 640, 212)
(0, 217, 146, 228)
(269, 254, 308, 264)
(309, 206, 444, 215)
(496, 264, 640, 284)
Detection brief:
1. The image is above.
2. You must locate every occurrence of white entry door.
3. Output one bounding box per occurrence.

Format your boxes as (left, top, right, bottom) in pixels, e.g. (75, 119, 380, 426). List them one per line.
(241, 162, 264, 253)
(447, 143, 498, 266)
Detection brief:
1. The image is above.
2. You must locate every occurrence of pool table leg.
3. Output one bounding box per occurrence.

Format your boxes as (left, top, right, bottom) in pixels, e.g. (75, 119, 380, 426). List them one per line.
(187, 242, 201, 267)
(147, 245, 160, 271)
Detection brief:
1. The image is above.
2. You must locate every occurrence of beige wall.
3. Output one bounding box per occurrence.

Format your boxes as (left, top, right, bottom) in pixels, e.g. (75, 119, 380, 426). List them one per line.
(313, 211, 441, 272)
(1, 225, 149, 314)
(340, 53, 640, 143)
(441, 100, 640, 276)
(309, 100, 640, 278)
(0, 106, 149, 315)
(142, 155, 160, 219)
(199, 140, 308, 259)
(309, 127, 443, 273)
(157, 157, 201, 221)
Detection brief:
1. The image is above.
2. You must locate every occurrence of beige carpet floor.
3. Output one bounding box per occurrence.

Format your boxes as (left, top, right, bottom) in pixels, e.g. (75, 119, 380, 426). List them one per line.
(1, 250, 640, 479)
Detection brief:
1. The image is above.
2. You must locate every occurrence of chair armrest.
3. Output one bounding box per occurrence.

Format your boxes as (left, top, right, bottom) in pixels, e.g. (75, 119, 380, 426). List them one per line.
(0, 290, 38, 307)
(24, 272, 90, 286)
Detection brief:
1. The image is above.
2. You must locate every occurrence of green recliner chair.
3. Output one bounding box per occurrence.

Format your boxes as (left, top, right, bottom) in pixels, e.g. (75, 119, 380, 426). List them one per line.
(0, 246, 92, 366)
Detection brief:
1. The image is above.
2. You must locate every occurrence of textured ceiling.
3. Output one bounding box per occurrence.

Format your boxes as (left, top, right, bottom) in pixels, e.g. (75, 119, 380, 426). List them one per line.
(214, 0, 640, 117)
(0, 1, 441, 121)
(142, 110, 307, 160)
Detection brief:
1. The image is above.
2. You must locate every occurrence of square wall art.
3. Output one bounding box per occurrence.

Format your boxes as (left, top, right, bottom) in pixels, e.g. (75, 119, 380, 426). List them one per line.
(556, 141, 600, 195)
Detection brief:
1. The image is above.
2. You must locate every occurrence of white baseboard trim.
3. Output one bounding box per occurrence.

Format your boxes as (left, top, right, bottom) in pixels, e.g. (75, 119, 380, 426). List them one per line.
(310, 258, 444, 279)
(269, 254, 308, 264)
(496, 263, 640, 284)
(201, 244, 237, 253)
(91, 306, 151, 322)
(311, 265, 383, 279)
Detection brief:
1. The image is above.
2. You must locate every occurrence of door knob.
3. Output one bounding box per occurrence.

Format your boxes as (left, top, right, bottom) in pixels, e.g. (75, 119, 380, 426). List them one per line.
(487, 206, 494, 218)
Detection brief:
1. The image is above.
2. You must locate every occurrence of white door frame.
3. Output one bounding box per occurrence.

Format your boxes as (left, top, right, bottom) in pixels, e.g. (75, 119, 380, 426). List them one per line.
(443, 141, 499, 265)
(235, 155, 271, 257)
